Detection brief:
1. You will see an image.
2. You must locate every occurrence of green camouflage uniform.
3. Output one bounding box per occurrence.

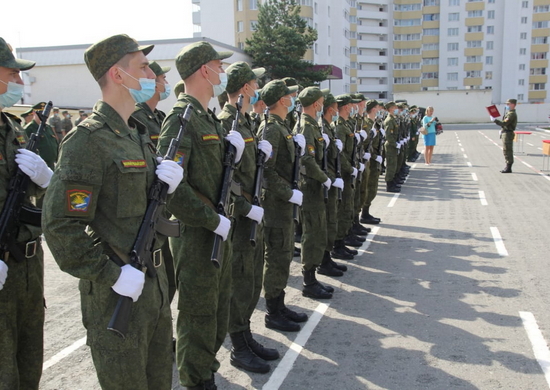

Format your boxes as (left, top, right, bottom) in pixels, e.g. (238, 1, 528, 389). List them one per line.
(297, 113, 328, 271)
(61, 116, 73, 135)
(384, 114, 399, 183)
(24, 120, 59, 170)
(334, 116, 354, 240)
(495, 109, 517, 165)
(323, 117, 339, 252)
(0, 112, 46, 390)
(158, 94, 233, 387)
(42, 101, 173, 390)
(260, 113, 296, 300)
(365, 122, 382, 209)
(48, 113, 62, 135)
(357, 116, 374, 215)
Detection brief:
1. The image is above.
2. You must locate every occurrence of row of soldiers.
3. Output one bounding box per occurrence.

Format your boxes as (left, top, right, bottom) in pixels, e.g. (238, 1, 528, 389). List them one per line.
(0, 33, 425, 390)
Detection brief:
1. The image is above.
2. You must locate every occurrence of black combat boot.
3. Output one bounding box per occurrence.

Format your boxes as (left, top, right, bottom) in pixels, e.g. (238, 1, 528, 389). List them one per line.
(244, 325, 280, 360)
(324, 250, 347, 272)
(293, 246, 301, 257)
(265, 296, 300, 332)
(360, 206, 380, 224)
(186, 376, 217, 390)
(302, 268, 333, 299)
(278, 290, 308, 323)
(344, 246, 358, 255)
(386, 181, 400, 193)
(352, 217, 371, 235)
(500, 164, 512, 173)
(229, 332, 270, 373)
(317, 251, 344, 277)
(348, 231, 366, 242)
(344, 234, 363, 247)
(331, 240, 354, 260)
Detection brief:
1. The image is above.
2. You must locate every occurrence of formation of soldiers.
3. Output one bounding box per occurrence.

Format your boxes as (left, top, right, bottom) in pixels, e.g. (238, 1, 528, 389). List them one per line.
(0, 34, 427, 390)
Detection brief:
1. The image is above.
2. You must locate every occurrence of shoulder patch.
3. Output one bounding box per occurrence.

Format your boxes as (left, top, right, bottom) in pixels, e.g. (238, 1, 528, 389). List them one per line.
(174, 151, 184, 166)
(16, 135, 26, 145)
(286, 134, 293, 140)
(307, 145, 315, 156)
(66, 186, 93, 216)
(243, 137, 254, 143)
(121, 159, 147, 168)
(150, 134, 159, 141)
(202, 134, 220, 141)
(318, 137, 324, 142)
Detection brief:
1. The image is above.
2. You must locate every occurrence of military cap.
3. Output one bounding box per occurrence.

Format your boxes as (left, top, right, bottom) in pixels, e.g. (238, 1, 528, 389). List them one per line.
(409, 105, 418, 110)
(352, 93, 366, 101)
(335, 94, 360, 107)
(32, 102, 47, 111)
(0, 37, 35, 71)
(506, 98, 517, 105)
(174, 80, 185, 97)
(385, 101, 397, 110)
(261, 79, 299, 106)
(78, 110, 85, 114)
(283, 77, 303, 92)
(21, 107, 33, 117)
(298, 86, 324, 107)
(176, 41, 233, 80)
(149, 61, 171, 77)
(225, 61, 265, 94)
(84, 34, 154, 81)
(52, 106, 60, 111)
(366, 99, 379, 112)
(396, 102, 406, 109)
(61, 110, 69, 114)
(323, 93, 336, 108)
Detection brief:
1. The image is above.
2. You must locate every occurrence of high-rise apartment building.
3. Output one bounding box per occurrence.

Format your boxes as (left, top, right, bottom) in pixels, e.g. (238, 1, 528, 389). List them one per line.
(192, 0, 550, 103)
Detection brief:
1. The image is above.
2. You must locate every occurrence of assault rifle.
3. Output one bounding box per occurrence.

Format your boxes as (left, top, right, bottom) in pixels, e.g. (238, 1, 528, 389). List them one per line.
(250, 107, 269, 247)
(291, 102, 303, 224)
(319, 117, 329, 203)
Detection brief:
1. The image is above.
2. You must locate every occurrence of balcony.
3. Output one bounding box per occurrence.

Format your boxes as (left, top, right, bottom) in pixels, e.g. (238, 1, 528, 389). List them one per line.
(357, 54, 389, 64)
(357, 25, 389, 35)
(357, 40, 389, 50)
(357, 70, 390, 78)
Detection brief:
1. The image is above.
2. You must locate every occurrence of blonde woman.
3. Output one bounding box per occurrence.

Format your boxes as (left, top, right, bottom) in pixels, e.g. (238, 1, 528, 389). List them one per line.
(422, 106, 437, 164)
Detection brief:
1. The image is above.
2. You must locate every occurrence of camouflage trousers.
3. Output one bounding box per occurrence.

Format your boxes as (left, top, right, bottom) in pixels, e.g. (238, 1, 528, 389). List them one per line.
(384, 145, 398, 182)
(162, 240, 176, 304)
(300, 177, 327, 271)
(502, 131, 514, 165)
(81, 260, 172, 390)
(0, 245, 44, 390)
(364, 159, 381, 209)
(355, 163, 370, 214)
(171, 225, 233, 388)
(336, 174, 354, 240)
(325, 185, 339, 252)
(263, 222, 294, 300)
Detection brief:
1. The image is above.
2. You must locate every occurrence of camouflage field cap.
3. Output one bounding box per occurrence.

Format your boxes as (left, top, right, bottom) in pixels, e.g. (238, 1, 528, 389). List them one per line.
(78, 110, 85, 114)
(62, 110, 69, 114)
(149, 61, 171, 77)
(176, 41, 233, 80)
(283, 77, 303, 92)
(385, 101, 397, 110)
(225, 61, 265, 94)
(323, 93, 337, 108)
(298, 86, 323, 107)
(335, 94, 360, 107)
(506, 98, 517, 105)
(84, 34, 154, 81)
(352, 93, 366, 101)
(261, 79, 299, 106)
(366, 99, 379, 112)
(174, 80, 185, 97)
(0, 37, 35, 71)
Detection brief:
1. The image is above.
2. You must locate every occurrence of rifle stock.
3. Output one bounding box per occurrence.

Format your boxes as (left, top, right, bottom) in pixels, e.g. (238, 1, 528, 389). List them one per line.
(250, 107, 269, 246)
(291, 102, 302, 224)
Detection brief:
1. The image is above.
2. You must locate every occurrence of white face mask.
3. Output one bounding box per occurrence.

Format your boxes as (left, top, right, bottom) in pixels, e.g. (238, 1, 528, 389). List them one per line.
(0, 80, 24, 109)
(206, 66, 228, 97)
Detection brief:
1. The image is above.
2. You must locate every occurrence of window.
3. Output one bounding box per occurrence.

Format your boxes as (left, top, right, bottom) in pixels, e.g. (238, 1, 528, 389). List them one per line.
(488, 10, 495, 19)
(328, 26, 330, 37)
(449, 0, 459, 5)
(530, 83, 546, 90)
(447, 72, 458, 81)
(532, 37, 548, 44)
(328, 45, 330, 55)
(394, 77, 420, 84)
(518, 94, 524, 101)
(344, 47, 350, 57)
(520, 48, 527, 55)
(448, 42, 459, 51)
(448, 87, 458, 90)
(423, 43, 439, 51)
(485, 71, 492, 80)
(530, 68, 547, 75)
(300, 0, 312, 5)
(422, 72, 438, 79)
(315, 43, 318, 55)
(349, 15, 357, 23)
(487, 26, 494, 34)
(394, 19, 421, 26)
(487, 41, 494, 50)
(250, 20, 257, 30)
(520, 32, 527, 39)
(466, 71, 481, 78)
(488, 0, 495, 3)
(423, 0, 440, 5)
(302, 17, 313, 27)
(394, 48, 421, 55)
(532, 52, 547, 59)
(467, 25, 482, 32)
(394, 33, 421, 41)
(448, 28, 459, 36)
(394, 4, 422, 11)
(423, 58, 439, 65)
(449, 13, 460, 21)
(467, 10, 483, 17)
(467, 40, 482, 48)
(238, 42, 244, 50)
(314, 2, 318, 13)
(448, 57, 458, 66)
(533, 21, 549, 28)
(519, 64, 526, 70)
(250, 0, 258, 10)
(521, 17, 528, 24)
(350, 61, 357, 69)
(327, 5, 330, 15)
(522, 1, 529, 8)
(466, 56, 481, 63)
(423, 28, 440, 35)
(237, 21, 244, 32)
(393, 62, 421, 69)
(534, 5, 550, 13)
(486, 56, 493, 65)
(236, 0, 242, 11)
(379, 64, 386, 70)
(423, 14, 440, 21)
(519, 79, 525, 85)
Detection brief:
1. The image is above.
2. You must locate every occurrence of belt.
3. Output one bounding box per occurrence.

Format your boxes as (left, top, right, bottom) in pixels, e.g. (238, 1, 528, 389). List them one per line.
(5, 237, 40, 262)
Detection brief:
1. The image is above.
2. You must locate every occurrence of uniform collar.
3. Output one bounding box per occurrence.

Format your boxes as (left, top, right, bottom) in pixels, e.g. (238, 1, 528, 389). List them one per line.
(180, 93, 220, 123)
(92, 100, 134, 138)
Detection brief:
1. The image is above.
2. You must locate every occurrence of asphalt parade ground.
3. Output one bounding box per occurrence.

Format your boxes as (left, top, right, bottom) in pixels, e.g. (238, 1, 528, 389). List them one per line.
(39, 125, 550, 390)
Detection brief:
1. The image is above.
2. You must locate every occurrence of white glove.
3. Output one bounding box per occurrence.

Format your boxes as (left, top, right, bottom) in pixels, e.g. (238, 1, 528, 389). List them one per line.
(111, 264, 145, 302)
(258, 140, 272, 162)
(15, 149, 53, 188)
(406, 136, 410, 142)
(397, 143, 401, 150)
(288, 189, 303, 206)
(490, 116, 496, 122)
(351, 167, 358, 178)
(359, 130, 368, 141)
(332, 178, 344, 189)
(499, 130, 503, 137)
(376, 155, 383, 164)
(416, 131, 420, 136)
(226, 130, 245, 163)
(359, 163, 365, 173)
(0, 260, 8, 291)
(322, 178, 332, 189)
(354, 133, 361, 143)
(246, 205, 264, 224)
(335, 139, 343, 152)
(214, 215, 231, 241)
(293, 134, 306, 156)
(155, 158, 183, 194)
(380, 128, 386, 137)
(370, 128, 377, 137)
(363, 152, 371, 161)
(322, 133, 330, 149)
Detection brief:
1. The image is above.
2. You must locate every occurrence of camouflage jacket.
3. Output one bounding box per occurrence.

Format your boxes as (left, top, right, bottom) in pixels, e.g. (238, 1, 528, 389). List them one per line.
(334, 116, 354, 177)
(495, 109, 517, 132)
(24, 120, 58, 170)
(132, 102, 166, 146)
(384, 115, 398, 148)
(296, 113, 328, 184)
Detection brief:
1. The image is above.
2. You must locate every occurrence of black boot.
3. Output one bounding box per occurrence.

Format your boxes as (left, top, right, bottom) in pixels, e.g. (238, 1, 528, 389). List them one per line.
(293, 246, 301, 257)
(317, 251, 344, 277)
(265, 296, 300, 332)
(344, 234, 363, 247)
(229, 332, 270, 373)
(344, 246, 358, 255)
(500, 164, 512, 173)
(360, 206, 380, 224)
(278, 290, 308, 323)
(352, 219, 371, 236)
(386, 181, 400, 193)
(324, 251, 347, 272)
(348, 232, 366, 243)
(244, 326, 280, 360)
(331, 240, 354, 260)
(186, 376, 217, 390)
(302, 269, 333, 299)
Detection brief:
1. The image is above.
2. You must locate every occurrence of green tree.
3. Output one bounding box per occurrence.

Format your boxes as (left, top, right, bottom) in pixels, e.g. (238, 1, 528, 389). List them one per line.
(245, 0, 328, 87)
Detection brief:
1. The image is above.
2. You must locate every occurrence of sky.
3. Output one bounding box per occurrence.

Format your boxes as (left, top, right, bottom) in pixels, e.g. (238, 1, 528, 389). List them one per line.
(3, 0, 194, 50)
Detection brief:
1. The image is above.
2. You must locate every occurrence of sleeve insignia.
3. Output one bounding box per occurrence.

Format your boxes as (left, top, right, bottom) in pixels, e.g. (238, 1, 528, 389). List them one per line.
(307, 145, 315, 156)
(66, 187, 93, 215)
(174, 151, 185, 166)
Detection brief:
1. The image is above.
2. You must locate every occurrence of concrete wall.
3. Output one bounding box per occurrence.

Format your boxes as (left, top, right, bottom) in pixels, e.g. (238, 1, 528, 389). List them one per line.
(393, 89, 550, 123)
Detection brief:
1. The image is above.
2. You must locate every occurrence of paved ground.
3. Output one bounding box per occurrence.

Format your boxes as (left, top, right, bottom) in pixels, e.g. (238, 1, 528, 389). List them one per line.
(39, 126, 550, 389)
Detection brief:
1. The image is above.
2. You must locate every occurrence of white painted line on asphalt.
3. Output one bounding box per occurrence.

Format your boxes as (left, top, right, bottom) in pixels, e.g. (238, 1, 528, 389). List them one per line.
(527, 142, 534, 146)
(387, 193, 400, 208)
(459, 143, 462, 146)
(472, 173, 478, 181)
(478, 191, 488, 206)
(412, 164, 417, 169)
(263, 303, 330, 390)
(519, 311, 550, 389)
(461, 148, 465, 152)
(467, 162, 472, 167)
(463, 154, 468, 158)
(490, 227, 508, 256)
(43, 337, 86, 371)
(538, 147, 543, 151)
(522, 161, 533, 168)
(361, 226, 380, 253)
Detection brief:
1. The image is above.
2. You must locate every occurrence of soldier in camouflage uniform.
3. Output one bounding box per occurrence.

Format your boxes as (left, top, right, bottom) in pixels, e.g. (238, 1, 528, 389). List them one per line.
(407, 105, 420, 162)
(0, 36, 52, 390)
(47, 106, 62, 135)
(217, 61, 279, 374)
(75, 110, 86, 126)
(384, 101, 401, 193)
(60, 110, 72, 138)
(21, 109, 33, 125)
(157, 41, 245, 390)
(24, 102, 59, 170)
(43, 34, 184, 390)
(492, 98, 518, 173)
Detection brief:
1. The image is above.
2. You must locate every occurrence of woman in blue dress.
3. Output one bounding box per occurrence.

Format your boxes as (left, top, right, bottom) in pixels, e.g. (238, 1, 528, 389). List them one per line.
(422, 106, 437, 164)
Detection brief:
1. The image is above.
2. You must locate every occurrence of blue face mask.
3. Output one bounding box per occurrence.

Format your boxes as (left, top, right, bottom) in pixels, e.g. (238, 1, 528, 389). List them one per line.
(159, 83, 171, 101)
(206, 66, 228, 97)
(247, 88, 260, 105)
(393, 108, 399, 115)
(0, 80, 24, 109)
(332, 112, 339, 122)
(119, 68, 156, 103)
(287, 96, 296, 113)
